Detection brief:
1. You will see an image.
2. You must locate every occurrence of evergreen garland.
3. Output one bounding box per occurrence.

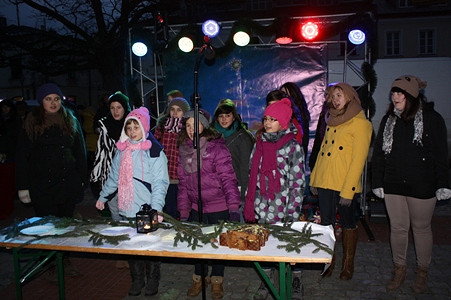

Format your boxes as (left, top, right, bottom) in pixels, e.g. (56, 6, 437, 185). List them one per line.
(159, 213, 225, 250)
(1, 214, 333, 254)
(270, 222, 334, 255)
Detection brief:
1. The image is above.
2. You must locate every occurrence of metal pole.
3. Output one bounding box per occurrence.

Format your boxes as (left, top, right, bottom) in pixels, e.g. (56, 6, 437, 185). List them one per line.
(153, 53, 160, 115)
(139, 57, 144, 106)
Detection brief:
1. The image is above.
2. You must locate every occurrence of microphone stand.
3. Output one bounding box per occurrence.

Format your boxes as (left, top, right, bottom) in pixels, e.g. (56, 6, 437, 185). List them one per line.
(193, 40, 209, 300)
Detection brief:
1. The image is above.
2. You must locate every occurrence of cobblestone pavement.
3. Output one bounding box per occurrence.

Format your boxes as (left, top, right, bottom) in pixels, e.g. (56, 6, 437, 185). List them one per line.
(1, 193, 450, 300)
(120, 242, 451, 300)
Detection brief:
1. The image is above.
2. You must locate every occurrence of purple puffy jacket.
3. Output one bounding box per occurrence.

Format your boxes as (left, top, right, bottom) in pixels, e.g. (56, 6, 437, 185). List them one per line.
(177, 137, 241, 220)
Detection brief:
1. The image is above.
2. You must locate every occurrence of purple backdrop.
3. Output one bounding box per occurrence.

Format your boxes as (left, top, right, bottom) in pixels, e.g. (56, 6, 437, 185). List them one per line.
(163, 44, 328, 160)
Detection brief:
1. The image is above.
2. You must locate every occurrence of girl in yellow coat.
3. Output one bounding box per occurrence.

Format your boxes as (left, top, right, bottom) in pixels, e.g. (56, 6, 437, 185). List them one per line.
(310, 82, 372, 280)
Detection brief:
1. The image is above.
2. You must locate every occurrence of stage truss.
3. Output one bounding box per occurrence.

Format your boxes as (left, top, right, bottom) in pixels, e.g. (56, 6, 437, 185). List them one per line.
(128, 14, 374, 235)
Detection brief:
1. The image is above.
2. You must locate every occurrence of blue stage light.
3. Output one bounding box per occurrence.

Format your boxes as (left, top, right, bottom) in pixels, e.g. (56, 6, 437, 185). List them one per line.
(202, 20, 220, 38)
(131, 42, 148, 57)
(348, 29, 366, 45)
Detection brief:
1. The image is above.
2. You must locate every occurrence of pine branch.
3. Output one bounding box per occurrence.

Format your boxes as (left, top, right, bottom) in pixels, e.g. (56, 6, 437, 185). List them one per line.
(2, 215, 334, 254)
(160, 213, 224, 250)
(269, 223, 334, 255)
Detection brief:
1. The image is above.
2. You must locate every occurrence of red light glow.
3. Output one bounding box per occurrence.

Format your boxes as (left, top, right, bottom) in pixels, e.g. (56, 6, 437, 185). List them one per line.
(301, 22, 319, 40)
(276, 36, 293, 45)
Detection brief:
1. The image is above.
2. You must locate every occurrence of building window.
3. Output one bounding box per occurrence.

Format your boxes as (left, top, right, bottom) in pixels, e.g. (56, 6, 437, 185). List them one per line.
(385, 31, 401, 56)
(419, 29, 435, 55)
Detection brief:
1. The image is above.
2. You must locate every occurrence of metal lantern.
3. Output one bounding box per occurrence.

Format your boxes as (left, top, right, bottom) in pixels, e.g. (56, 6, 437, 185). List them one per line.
(136, 204, 158, 233)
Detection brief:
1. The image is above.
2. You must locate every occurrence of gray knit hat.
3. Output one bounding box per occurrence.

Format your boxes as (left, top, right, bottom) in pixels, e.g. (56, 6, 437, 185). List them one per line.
(185, 109, 211, 129)
(168, 97, 190, 113)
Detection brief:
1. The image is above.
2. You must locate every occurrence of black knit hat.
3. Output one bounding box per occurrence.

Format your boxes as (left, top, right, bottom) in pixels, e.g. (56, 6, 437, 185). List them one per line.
(37, 83, 64, 104)
(108, 91, 131, 113)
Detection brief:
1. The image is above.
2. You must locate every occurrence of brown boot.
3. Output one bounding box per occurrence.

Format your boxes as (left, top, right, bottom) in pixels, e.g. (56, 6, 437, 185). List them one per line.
(211, 276, 224, 299)
(386, 263, 406, 290)
(322, 253, 336, 277)
(323, 228, 339, 277)
(339, 228, 358, 280)
(412, 266, 428, 293)
(187, 274, 209, 297)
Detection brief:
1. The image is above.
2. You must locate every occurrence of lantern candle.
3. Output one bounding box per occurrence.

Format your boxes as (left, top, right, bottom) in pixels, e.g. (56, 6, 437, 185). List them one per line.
(136, 204, 158, 233)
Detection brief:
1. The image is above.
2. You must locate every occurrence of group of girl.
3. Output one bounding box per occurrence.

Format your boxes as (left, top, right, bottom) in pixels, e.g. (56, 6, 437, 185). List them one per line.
(16, 76, 449, 299)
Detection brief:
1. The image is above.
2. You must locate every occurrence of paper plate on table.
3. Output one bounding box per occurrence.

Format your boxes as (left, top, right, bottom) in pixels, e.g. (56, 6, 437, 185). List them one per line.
(20, 224, 55, 236)
(119, 234, 161, 250)
(99, 226, 135, 236)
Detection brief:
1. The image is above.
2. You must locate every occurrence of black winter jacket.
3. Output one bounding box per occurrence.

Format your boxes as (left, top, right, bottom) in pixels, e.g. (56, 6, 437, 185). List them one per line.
(372, 102, 449, 199)
(15, 117, 87, 205)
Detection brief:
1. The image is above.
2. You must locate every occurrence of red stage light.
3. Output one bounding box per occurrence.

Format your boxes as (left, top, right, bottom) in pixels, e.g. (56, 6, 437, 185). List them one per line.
(276, 36, 293, 45)
(301, 22, 319, 40)
(156, 13, 164, 24)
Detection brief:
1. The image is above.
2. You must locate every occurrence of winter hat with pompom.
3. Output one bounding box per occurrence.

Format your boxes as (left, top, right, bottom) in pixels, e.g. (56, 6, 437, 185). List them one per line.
(118, 106, 150, 142)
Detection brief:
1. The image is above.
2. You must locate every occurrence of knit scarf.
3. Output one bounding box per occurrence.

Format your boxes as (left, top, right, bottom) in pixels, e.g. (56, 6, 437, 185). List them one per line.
(244, 131, 295, 221)
(164, 117, 183, 133)
(115, 139, 151, 211)
(179, 137, 208, 173)
(382, 106, 423, 154)
(103, 114, 126, 142)
(326, 98, 362, 126)
(214, 120, 239, 138)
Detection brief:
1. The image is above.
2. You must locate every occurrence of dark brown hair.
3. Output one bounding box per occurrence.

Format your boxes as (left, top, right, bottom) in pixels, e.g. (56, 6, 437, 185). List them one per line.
(177, 117, 221, 147)
(387, 87, 422, 121)
(24, 104, 77, 140)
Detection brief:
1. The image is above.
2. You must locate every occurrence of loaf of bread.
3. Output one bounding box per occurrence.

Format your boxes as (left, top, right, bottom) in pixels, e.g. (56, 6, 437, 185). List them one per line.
(219, 224, 269, 251)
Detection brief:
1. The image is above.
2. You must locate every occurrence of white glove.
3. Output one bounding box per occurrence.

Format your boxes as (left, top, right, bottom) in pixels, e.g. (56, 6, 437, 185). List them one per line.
(436, 188, 451, 201)
(372, 188, 384, 199)
(18, 190, 31, 203)
(339, 197, 352, 207)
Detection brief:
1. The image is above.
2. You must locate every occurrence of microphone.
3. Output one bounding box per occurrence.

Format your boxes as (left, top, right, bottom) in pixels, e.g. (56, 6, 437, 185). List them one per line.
(203, 36, 215, 60)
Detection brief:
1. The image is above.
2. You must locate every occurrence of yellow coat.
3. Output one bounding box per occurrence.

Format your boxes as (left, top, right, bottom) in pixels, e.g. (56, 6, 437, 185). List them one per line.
(310, 110, 372, 200)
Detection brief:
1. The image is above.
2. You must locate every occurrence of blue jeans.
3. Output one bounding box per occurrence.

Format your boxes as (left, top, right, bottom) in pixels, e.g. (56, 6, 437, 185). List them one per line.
(317, 188, 359, 229)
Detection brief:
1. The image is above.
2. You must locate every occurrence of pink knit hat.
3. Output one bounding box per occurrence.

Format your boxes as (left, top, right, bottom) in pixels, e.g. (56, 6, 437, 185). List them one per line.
(119, 106, 150, 142)
(263, 98, 292, 130)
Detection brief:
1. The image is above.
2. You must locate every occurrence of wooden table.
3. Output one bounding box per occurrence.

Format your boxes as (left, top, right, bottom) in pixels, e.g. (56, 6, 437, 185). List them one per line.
(0, 218, 334, 300)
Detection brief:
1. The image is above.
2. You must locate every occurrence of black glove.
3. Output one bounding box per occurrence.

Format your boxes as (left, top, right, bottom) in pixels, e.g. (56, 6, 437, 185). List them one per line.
(229, 211, 241, 222)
